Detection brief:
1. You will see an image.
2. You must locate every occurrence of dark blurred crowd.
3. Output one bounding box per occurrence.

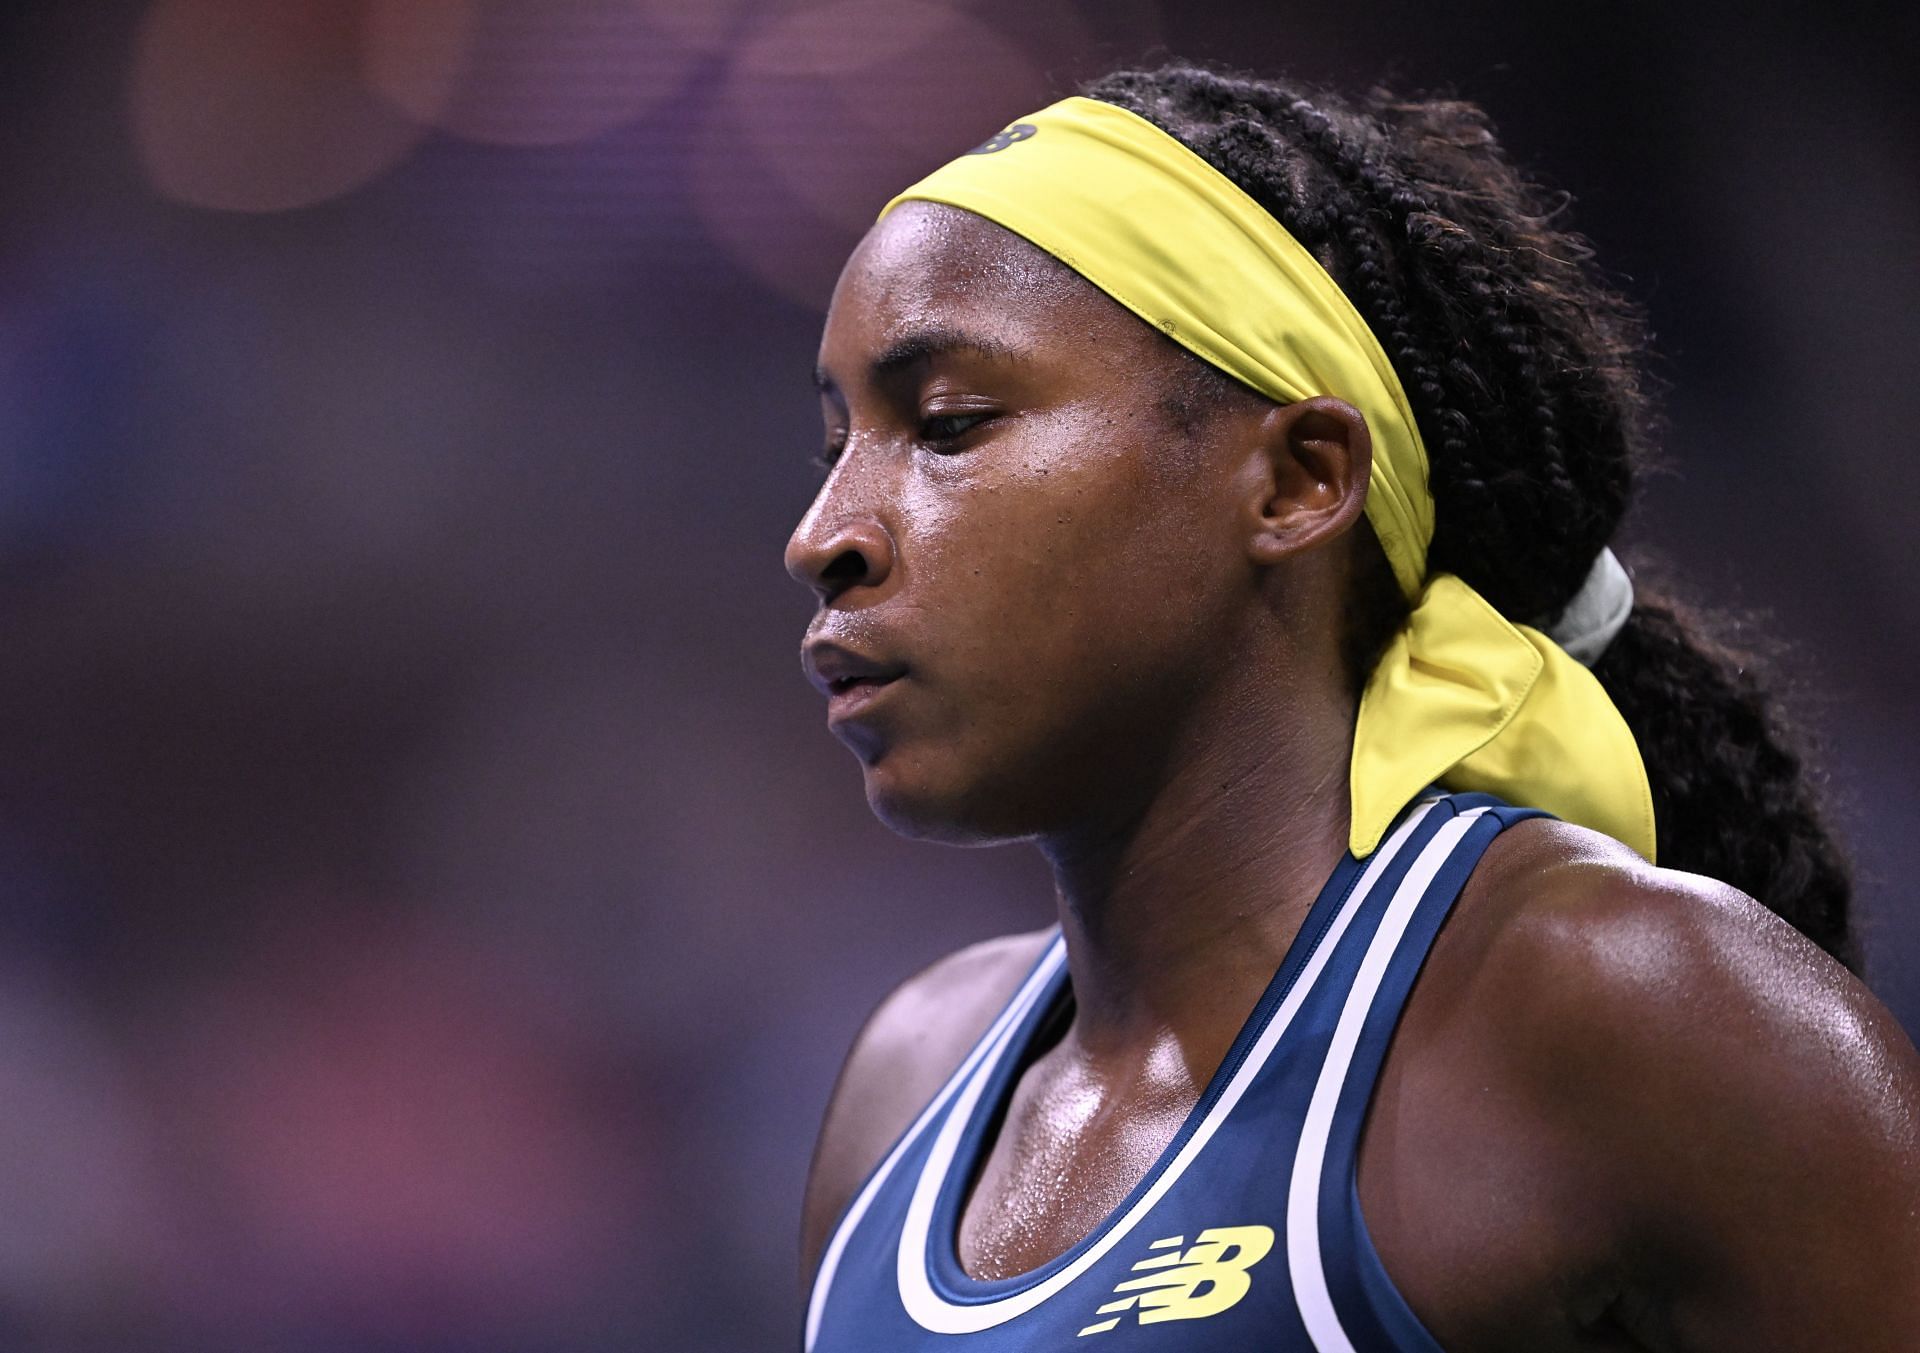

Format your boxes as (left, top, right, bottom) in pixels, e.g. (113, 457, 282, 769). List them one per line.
(0, 1, 1913, 1347)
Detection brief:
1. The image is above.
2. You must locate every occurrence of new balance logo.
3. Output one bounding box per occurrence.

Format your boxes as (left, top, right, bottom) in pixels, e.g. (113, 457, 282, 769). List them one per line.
(1077, 1226, 1275, 1336)
(966, 123, 1036, 155)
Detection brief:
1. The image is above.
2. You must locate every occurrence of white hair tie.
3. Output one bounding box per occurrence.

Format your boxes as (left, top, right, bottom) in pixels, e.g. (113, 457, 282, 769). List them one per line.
(1546, 548, 1634, 666)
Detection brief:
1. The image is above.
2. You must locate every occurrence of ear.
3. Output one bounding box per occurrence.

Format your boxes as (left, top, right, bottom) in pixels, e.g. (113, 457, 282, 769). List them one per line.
(1240, 395, 1372, 566)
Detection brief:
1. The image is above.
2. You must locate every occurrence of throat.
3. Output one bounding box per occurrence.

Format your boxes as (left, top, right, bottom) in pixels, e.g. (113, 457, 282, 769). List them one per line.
(1040, 750, 1353, 1052)
(945, 782, 1359, 1285)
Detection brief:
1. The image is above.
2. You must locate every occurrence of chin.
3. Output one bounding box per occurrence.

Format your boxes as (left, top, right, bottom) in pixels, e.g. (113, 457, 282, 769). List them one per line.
(860, 752, 1038, 848)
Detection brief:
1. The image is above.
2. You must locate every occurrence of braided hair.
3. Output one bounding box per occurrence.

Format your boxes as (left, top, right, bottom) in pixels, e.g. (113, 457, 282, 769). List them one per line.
(1083, 64, 1856, 969)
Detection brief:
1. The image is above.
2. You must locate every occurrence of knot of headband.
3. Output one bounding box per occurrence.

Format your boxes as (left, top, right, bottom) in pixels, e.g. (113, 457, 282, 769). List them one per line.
(881, 95, 1656, 862)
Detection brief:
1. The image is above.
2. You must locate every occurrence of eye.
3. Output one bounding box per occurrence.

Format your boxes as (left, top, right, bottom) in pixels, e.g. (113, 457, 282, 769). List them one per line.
(812, 433, 847, 472)
(918, 411, 992, 446)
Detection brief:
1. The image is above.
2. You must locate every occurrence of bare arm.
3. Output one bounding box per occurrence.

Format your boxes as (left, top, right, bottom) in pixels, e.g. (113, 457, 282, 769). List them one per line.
(1511, 848, 1920, 1349)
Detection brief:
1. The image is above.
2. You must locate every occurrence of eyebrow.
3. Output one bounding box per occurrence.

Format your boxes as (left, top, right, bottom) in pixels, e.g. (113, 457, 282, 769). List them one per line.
(813, 326, 1025, 393)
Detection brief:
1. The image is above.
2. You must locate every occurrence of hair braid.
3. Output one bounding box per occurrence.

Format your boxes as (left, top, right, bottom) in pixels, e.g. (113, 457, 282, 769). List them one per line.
(1242, 81, 1602, 619)
(1083, 63, 1856, 968)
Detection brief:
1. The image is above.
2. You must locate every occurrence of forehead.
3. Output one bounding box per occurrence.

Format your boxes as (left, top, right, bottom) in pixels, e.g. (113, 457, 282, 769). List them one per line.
(819, 202, 1145, 366)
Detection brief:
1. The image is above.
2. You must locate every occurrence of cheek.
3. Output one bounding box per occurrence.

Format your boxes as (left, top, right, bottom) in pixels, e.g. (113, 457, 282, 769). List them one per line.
(905, 436, 1238, 739)
(853, 434, 1243, 840)
(926, 406, 1230, 591)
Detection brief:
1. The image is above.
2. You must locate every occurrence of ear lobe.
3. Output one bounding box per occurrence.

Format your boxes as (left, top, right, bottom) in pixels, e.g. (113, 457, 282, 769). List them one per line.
(1246, 395, 1373, 566)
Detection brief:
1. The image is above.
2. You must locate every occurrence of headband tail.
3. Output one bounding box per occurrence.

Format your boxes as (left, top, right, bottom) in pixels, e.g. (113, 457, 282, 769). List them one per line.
(1349, 575, 1655, 861)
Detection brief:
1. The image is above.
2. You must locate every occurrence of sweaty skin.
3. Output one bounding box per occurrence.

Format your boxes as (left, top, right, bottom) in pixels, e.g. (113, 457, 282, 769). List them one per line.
(788, 204, 1920, 1352)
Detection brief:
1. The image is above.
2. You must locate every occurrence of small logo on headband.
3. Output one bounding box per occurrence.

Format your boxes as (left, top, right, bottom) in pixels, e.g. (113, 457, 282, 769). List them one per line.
(967, 123, 1037, 155)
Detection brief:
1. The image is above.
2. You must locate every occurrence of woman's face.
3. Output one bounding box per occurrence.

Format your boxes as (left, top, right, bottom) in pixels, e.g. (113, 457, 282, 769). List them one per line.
(787, 203, 1272, 844)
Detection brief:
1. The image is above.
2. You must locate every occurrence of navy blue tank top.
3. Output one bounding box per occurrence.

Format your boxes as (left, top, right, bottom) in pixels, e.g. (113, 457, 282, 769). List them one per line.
(806, 791, 1546, 1352)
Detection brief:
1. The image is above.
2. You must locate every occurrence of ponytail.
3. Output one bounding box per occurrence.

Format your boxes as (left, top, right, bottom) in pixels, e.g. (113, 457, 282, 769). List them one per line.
(1593, 594, 1854, 967)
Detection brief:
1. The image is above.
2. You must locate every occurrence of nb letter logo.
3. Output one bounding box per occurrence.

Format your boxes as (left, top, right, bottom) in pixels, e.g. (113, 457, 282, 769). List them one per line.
(1077, 1225, 1275, 1336)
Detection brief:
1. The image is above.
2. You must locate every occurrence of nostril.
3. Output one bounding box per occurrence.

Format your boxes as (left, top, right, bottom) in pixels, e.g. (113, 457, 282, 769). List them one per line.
(821, 548, 869, 590)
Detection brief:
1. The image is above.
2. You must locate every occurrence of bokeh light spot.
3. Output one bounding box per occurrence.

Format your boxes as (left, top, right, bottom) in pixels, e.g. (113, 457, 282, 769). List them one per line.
(360, 0, 477, 130)
(131, 0, 428, 213)
(369, 0, 699, 148)
(694, 0, 1050, 306)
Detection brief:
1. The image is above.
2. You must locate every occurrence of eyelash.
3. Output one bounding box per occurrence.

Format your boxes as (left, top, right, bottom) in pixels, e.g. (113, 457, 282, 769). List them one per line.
(811, 412, 992, 471)
(919, 412, 990, 445)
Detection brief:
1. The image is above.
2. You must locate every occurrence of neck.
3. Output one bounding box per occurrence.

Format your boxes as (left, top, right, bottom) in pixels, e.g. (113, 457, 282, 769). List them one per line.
(1036, 660, 1355, 1073)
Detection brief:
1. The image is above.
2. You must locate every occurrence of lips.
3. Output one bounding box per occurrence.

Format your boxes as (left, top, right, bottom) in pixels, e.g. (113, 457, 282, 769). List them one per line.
(802, 639, 907, 715)
(828, 672, 895, 698)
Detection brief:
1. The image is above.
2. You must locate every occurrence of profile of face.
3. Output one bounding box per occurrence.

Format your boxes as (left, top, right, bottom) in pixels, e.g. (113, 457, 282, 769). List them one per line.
(786, 204, 1368, 845)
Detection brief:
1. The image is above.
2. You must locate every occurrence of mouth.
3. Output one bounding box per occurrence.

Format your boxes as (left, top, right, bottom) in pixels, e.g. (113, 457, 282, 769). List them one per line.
(826, 672, 896, 697)
(825, 670, 904, 722)
(803, 639, 908, 722)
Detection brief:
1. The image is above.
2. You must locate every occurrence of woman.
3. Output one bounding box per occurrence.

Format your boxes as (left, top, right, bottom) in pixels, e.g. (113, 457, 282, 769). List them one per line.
(786, 66, 1920, 1350)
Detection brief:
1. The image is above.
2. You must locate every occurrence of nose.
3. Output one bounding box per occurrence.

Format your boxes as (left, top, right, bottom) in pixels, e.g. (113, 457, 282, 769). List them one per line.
(784, 489, 896, 604)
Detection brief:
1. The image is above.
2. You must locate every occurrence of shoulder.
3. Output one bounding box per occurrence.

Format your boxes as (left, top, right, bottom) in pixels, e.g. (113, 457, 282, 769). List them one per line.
(1425, 816, 1920, 1341)
(799, 927, 1056, 1288)
(1453, 817, 1913, 1102)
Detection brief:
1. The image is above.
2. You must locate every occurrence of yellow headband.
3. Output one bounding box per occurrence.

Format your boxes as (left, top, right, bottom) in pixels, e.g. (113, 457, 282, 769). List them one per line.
(881, 96, 1655, 862)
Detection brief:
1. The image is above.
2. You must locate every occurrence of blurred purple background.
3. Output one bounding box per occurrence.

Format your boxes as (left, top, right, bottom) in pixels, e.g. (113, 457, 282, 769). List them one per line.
(0, 1, 1914, 1347)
